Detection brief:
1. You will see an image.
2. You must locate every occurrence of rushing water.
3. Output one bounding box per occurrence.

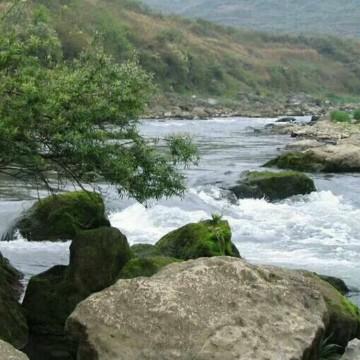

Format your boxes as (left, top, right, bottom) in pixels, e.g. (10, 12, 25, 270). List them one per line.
(1, 117, 359, 304)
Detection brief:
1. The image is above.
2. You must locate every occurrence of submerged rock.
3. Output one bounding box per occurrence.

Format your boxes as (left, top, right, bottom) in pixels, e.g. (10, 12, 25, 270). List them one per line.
(0, 340, 29, 360)
(265, 145, 360, 173)
(67, 257, 360, 360)
(17, 191, 110, 241)
(155, 219, 240, 260)
(0, 253, 28, 349)
(230, 170, 316, 201)
(22, 227, 131, 359)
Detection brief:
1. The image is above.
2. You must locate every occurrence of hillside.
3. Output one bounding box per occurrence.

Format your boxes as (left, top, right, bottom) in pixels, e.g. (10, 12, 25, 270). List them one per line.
(141, 0, 360, 38)
(6, 0, 360, 110)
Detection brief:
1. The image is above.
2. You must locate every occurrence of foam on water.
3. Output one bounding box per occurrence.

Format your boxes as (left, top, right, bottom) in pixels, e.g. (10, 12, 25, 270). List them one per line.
(109, 188, 360, 290)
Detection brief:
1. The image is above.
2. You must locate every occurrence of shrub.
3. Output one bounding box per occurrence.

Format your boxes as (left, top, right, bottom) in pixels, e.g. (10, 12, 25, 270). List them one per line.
(353, 109, 360, 121)
(330, 110, 351, 123)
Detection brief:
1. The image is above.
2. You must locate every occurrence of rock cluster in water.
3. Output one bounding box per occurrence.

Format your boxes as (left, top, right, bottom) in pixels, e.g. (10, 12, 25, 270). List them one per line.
(230, 170, 316, 201)
(266, 117, 360, 173)
(0, 183, 359, 359)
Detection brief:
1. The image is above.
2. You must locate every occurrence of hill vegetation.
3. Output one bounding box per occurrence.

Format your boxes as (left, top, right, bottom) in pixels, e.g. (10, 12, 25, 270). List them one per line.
(142, 0, 360, 38)
(3, 0, 360, 106)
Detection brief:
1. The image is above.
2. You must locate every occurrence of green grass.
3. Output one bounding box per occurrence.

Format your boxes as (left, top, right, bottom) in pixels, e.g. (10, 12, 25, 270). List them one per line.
(330, 110, 351, 123)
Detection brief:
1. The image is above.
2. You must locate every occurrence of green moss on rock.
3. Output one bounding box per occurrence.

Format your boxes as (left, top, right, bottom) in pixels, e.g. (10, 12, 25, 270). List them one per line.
(304, 272, 360, 347)
(130, 244, 163, 258)
(230, 170, 316, 201)
(0, 254, 28, 349)
(317, 274, 350, 295)
(118, 256, 180, 279)
(264, 150, 360, 173)
(264, 152, 326, 172)
(17, 191, 110, 241)
(155, 219, 240, 260)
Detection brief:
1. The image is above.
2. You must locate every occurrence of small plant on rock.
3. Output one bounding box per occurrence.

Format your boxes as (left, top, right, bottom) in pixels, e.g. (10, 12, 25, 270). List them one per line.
(211, 213, 223, 225)
(319, 334, 342, 360)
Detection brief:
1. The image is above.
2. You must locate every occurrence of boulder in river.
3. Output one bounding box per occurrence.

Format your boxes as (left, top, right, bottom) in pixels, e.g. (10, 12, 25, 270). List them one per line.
(0, 253, 28, 349)
(0, 339, 29, 360)
(66, 257, 360, 360)
(22, 226, 131, 359)
(155, 219, 240, 260)
(17, 191, 110, 241)
(265, 144, 360, 173)
(230, 170, 316, 201)
(341, 339, 360, 360)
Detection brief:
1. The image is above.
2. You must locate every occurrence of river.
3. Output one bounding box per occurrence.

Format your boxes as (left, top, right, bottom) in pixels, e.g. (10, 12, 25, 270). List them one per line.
(1, 117, 359, 304)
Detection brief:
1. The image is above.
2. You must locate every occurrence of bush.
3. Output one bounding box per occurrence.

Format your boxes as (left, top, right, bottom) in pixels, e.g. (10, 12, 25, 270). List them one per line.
(353, 109, 360, 121)
(330, 110, 351, 123)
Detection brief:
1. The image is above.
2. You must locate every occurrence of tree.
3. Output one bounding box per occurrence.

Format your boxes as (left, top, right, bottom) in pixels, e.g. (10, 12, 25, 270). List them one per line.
(0, 2, 198, 202)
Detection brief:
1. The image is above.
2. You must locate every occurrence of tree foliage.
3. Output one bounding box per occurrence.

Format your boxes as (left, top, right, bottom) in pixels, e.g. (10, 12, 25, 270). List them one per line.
(0, 2, 198, 202)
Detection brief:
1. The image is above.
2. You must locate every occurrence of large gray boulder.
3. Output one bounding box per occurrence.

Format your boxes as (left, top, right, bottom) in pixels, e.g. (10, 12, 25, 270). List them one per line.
(67, 257, 360, 360)
(0, 340, 29, 360)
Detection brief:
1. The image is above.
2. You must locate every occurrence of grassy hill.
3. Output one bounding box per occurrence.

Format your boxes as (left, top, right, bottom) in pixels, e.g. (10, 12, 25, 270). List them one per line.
(141, 0, 360, 38)
(7, 0, 360, 107)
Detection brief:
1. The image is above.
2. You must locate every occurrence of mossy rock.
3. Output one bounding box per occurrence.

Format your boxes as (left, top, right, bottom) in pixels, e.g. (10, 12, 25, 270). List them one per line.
(304, 272, 360, 347)
(0, 254, 28, 349)
(130, 244, 163, 258)
(230, 170, 316, 201)
(317, 274, 350, 295)
(118, 256, 180, 279)
(264, 152, 327, 172)
(264, 150, 359, 173)
(22, 265, 79, 336)
(68, 227, 132, 293)
(155, 219, 240, 260)
(17, 191, 110, 241)
(22, 227, 131, 357)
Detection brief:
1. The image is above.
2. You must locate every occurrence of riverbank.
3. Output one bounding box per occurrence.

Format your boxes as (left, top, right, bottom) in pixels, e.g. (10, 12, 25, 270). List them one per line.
(144, 93, 360, 120)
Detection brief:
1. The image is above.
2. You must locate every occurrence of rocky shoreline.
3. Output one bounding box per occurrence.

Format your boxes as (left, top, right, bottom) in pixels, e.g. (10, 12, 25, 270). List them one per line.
(144, 94, 360, 120)
(265, 115, 360, 173)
